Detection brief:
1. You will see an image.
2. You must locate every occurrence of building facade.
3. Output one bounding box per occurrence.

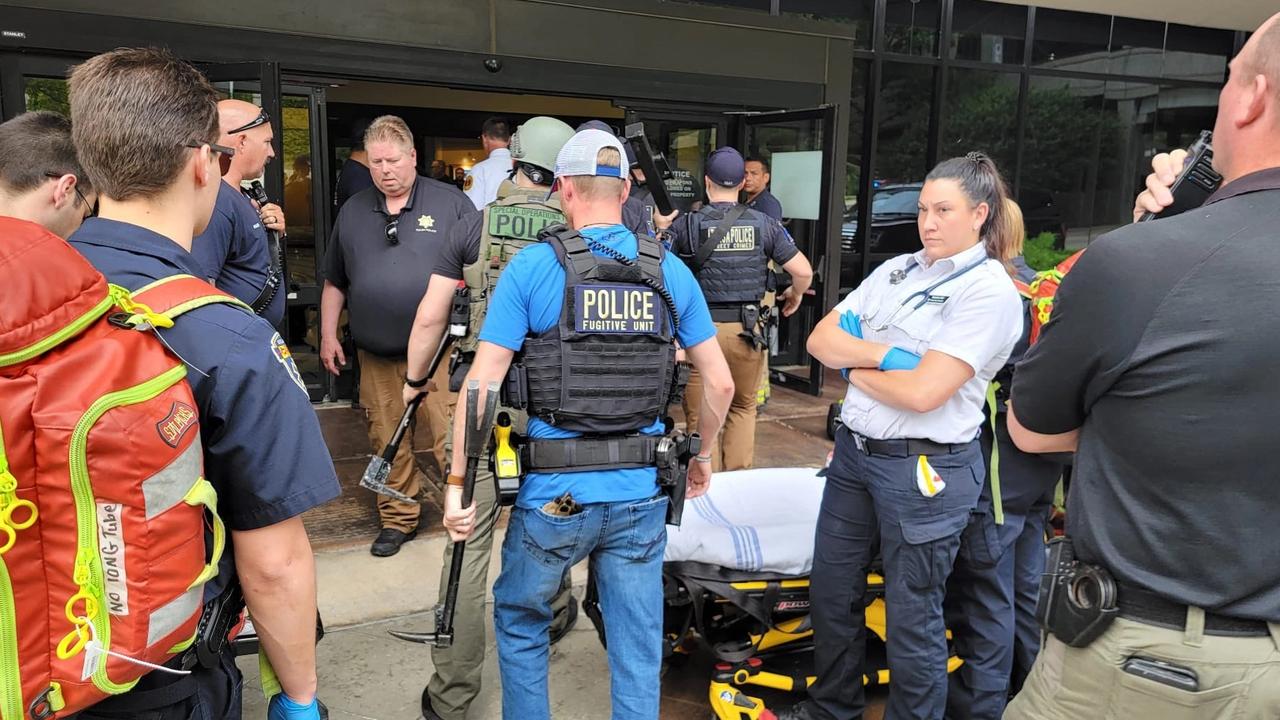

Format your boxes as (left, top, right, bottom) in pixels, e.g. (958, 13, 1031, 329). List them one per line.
(0, 0, 1255, 398)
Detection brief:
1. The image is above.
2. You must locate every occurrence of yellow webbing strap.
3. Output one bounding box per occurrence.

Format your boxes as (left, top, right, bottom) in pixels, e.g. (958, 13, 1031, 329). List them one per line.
(986, 382, 1005, 525)
(259, 649, 283, 700)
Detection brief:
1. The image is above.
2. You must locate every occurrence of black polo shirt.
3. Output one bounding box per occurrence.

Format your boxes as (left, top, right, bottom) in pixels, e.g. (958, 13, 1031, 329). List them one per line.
(1012, 167, 1280, 622)
(324, 176, 473, 356)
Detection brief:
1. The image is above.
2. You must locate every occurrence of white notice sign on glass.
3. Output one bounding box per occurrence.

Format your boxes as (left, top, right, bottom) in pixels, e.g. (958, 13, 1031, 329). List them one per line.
(770, 150, 822, 220)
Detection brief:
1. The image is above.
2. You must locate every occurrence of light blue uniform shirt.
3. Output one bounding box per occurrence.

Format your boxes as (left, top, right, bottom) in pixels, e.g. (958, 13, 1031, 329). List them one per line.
(479, 224, 717, 509)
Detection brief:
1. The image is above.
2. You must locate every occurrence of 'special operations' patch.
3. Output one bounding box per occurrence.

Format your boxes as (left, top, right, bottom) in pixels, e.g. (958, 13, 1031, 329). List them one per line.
(488, 205, 562, 242)
(574, 284, 659, 334)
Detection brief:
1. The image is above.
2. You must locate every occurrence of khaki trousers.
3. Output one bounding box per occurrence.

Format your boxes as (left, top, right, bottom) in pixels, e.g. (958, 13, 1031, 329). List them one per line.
(358, 350, 456, 532)
(682, 321, 763, 472)
(1004, 614, 1280, 720)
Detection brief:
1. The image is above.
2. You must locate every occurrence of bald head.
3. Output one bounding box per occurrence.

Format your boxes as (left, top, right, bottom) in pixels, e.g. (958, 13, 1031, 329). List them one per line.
(218, 99, 262, 134)
(216, 99, 274, 182)
(1242, 12, 1280, 99)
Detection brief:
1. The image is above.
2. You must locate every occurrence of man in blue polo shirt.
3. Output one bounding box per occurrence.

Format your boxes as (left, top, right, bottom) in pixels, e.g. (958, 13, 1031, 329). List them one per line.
(65, 48, 339, 720)
(444, 128, 734, 720)
(192, 99, 286, 327)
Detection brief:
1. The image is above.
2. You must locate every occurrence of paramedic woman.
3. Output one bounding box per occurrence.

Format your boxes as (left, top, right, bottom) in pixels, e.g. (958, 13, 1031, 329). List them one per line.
(778, 153, 1024, 720)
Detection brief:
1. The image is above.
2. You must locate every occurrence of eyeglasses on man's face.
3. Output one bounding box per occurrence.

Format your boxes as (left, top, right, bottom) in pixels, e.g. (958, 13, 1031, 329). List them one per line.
(182, 140, 236, 175)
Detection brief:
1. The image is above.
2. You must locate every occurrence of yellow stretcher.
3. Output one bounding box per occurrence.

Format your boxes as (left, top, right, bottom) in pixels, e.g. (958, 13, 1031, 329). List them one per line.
(656, 562, 962, 720)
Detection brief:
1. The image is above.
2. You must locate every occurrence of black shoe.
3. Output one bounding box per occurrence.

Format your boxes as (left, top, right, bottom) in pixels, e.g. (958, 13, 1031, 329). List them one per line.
(420, 687, 444, 720)
(772, 701, 819, 720)
(549, 596, 579, 646)
(370, 527, 417, 557)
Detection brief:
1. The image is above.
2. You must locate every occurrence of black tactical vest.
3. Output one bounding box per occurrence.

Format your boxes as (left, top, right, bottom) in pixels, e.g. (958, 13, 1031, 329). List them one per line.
(681, 205, 769, 308)
(518, 226, 679, 435)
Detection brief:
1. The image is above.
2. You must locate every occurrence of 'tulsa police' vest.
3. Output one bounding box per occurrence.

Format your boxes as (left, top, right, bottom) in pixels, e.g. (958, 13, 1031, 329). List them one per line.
(684, 205, 769, 308)
(519, 226, 679, 435)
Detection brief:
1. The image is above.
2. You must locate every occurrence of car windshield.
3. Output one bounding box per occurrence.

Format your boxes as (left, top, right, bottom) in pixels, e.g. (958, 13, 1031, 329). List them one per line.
(872, 187, 921, 216)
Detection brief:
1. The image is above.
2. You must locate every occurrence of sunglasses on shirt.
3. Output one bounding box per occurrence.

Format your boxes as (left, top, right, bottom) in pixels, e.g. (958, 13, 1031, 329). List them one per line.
(385, 213, 401, 245)
(43, 170, 96, 219)
(182, 140, 236, 176)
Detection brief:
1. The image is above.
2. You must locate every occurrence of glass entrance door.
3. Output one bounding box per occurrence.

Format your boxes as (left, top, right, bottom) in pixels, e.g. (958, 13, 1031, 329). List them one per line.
(740, 105, 839, 395)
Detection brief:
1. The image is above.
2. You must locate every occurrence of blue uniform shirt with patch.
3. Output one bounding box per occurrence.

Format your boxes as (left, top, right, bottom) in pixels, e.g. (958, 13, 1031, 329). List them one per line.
(479, 224, 716, 509)
(191, 181, 284, 327)
(70, 218, 341, 600)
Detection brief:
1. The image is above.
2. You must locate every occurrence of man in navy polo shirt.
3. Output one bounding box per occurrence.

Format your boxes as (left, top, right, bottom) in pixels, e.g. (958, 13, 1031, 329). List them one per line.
(66, 48, 339, 720)
(444, 128, 734, 720)
(192, 99, 286, 327)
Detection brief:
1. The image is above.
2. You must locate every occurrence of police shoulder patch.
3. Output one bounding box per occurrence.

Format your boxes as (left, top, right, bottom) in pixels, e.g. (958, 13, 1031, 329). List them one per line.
(270, 333, 308, 395)
(463, 174, 475, 192)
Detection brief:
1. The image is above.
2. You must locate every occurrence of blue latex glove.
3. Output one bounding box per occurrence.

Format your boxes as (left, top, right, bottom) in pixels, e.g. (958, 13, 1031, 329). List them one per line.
(268, 693, 320, 720)
(879, 347, 922, 371)
(838, 311, 863, 380)
(838, 310, 863, 339)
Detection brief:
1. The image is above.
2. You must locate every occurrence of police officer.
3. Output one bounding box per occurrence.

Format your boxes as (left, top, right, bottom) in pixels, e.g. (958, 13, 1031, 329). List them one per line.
(0, 111, 96, 239)
(779, 153, 1023, 720)
(656, 147, 812, 471)
(65, 47, 340, 720)
(191, 99, 286, 327)
(320, 115, 474, 557)
(942, 199, 1066, 720)
(743, 157, 783, 221)
(400, 115, 581, 720)
(444, 128, 734, 720)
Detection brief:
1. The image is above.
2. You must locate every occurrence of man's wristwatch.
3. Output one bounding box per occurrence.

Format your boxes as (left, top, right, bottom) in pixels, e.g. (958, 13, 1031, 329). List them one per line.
(406, 375, 430, 389)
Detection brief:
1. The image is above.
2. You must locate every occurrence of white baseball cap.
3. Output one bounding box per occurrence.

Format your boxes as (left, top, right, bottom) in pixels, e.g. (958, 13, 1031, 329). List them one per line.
(553, 128, 630, 180)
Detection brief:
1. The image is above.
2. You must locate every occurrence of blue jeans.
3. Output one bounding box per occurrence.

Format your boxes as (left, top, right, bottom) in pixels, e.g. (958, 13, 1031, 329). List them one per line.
(493, 495, 668, 720)
(808, 428, 983, 720)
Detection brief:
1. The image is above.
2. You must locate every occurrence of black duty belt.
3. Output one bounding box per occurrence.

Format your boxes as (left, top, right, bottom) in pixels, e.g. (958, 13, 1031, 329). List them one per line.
(710, 305, 748, 323)
(840, 425, 971, 457)
(1117, 582, 1271, 637)
(522, 436, 660, 473)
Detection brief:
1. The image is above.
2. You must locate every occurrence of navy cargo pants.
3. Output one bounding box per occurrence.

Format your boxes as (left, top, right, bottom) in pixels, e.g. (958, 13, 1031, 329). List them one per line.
(943, 412, 1064, 720)
(808, 426, 983, 720)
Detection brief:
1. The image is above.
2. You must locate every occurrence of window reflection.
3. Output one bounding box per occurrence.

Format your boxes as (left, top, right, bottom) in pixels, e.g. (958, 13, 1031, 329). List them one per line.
(885, 0, 941, 57)
(950, 0, 1026, 64)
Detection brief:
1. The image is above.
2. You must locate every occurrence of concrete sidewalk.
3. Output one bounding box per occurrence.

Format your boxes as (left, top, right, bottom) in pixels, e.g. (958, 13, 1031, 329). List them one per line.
(239, 378, 859, 719)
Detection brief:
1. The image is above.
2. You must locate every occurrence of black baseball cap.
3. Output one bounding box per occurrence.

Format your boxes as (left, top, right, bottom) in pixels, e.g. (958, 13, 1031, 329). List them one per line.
(706, 147, 746, 187)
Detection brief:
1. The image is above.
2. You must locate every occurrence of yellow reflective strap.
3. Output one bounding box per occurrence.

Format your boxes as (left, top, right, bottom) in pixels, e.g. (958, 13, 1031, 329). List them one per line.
(986, 382, 1005, 525)
(107, 285, 175, 329)
(259, 648, 283, 700)
(182, 478, 224, 589)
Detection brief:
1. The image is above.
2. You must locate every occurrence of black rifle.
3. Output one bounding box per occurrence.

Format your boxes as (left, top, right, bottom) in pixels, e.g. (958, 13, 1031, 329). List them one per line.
(624, 123, 678, 217)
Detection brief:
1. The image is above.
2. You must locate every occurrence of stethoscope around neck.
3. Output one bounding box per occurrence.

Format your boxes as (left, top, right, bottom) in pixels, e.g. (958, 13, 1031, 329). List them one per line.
(862, 256, 988, 332)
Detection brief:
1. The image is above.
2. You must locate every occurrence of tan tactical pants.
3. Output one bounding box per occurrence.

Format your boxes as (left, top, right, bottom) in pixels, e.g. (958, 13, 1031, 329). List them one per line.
(1004, 614, 1280, 720)
(682, 321, 763, 472)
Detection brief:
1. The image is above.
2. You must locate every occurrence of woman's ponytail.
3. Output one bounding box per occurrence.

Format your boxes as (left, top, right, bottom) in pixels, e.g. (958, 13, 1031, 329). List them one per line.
(926, 151, 1017, 273)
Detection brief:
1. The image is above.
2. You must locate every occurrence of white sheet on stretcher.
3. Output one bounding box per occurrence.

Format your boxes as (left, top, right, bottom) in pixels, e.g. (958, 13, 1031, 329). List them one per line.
(663, 467, 826, 576)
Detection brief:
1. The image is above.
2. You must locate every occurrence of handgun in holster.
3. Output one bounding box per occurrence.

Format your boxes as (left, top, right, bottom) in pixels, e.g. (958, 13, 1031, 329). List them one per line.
(1037, 536, 1118, 647)
(1138, 130, 1222, 222)
(488, 411, 524, 506)
(656, 431, 701, 526)
(446, 285, 473, 392)
(183, 582, 246, 670)
(738, 304, 768, 352)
